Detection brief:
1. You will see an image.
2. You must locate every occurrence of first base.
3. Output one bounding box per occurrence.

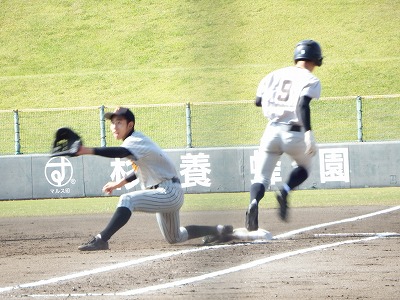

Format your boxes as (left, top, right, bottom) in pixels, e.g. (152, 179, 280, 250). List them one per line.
(232, 228, 273, 241)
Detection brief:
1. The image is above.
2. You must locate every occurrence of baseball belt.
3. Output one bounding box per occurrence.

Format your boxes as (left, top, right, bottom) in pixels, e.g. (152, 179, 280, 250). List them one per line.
(148, 177, 180, 189)
(287, 125, 302, 132)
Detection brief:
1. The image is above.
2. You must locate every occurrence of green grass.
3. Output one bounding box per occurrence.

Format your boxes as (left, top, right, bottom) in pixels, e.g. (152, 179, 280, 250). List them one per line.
(0, 0, 399, 110)
(0, 188, 399, 218)
(0, 1, 399, 154)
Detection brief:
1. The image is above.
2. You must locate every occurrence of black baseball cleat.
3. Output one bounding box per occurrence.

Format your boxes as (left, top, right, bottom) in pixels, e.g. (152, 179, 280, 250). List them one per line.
(78, 236, 109, 251)
(276, 189, 289, 221)
(202, 225, 234, 245)
(245, 202, 259, 231)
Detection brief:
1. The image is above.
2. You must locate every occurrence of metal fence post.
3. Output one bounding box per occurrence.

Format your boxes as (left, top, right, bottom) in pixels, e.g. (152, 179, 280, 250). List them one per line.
(99, 105, 106, 147)
(185, 103, 192, 148)
(13, 110, 21, 154)
(356, 96, 363, 142)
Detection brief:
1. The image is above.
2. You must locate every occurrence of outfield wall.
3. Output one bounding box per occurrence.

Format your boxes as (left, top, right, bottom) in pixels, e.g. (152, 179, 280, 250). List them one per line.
(0, 142, 399, 200)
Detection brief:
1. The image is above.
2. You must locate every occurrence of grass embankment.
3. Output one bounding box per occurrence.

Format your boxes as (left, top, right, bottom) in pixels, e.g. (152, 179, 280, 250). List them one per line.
(1, 1, 399, 109)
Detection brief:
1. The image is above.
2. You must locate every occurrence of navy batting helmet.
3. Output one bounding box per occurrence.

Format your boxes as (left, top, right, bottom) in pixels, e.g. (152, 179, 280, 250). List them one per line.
(293, 40, 323, 66)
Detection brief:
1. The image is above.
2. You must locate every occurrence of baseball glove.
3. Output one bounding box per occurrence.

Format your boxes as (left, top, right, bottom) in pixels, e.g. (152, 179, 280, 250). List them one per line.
(50, 127, 82, 157)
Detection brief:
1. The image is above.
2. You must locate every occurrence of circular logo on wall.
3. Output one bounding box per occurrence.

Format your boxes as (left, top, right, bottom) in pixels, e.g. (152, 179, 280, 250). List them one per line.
(45, 157, 74, 187)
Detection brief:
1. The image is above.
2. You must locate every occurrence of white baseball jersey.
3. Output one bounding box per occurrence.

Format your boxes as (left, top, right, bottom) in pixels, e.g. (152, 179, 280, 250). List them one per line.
(253, 66, 321, 187)
(256, 66, 321, 125)
(121, 131, 178, 189)
(118, 131, 188, 244)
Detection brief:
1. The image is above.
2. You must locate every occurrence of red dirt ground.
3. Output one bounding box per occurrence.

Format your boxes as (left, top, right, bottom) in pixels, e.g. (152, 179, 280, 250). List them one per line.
(0, 206, 399, 299)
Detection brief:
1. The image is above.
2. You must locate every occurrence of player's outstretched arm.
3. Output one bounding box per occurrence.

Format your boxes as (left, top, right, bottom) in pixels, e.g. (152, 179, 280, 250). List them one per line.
(76, 146, 131, 158)
(76, 145, 94, 156)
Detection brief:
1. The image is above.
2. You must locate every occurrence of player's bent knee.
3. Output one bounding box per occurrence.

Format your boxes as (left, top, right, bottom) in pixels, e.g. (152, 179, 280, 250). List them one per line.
(117, 194, 133, 210)
(296, 165, 309, 178)
(253, 178, 270, 189)
(165, 238, 179, 245)
(163, 227, 188, 244)
(163, 234, 185, 244)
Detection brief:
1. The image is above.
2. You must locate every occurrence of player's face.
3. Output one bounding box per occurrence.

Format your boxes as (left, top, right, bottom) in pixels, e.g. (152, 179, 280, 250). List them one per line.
(110, 116, 133, 140)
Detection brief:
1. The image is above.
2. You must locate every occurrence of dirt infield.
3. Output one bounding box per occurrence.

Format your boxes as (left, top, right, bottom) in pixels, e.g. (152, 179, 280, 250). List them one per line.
(0, 206, 399, 299)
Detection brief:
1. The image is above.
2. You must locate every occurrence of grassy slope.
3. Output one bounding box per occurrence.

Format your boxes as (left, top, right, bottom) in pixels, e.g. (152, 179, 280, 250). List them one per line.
(0, 0, 399, 110)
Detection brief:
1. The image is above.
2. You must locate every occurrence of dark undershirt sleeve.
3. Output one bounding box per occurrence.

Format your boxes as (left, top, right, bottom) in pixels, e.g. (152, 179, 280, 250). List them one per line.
(93, 147, 132, 158)
(255, 96, 262, 107)
(124, 172, 137, 182)
(93, 147, 137, 182)
(299, 95, 312, 131)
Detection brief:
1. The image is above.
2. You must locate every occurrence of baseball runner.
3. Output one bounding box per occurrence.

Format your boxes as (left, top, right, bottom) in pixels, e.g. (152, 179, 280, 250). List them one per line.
(74, 107, 232, 250)
(245, 40, 323, 231)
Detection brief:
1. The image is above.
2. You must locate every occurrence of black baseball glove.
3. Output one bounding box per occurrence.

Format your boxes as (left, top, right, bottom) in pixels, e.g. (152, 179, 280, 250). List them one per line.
(50, 127, 82, 157)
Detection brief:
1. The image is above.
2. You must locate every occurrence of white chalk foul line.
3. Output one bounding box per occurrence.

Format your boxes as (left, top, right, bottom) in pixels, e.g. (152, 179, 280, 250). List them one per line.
(314, 232, 400, 238)
(1, 205, 399, 296)
(274, 205, 400, 240)
(118, 233, 396, 296)
(28, 233, 396, 298)
(0, 244, 234, 294)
